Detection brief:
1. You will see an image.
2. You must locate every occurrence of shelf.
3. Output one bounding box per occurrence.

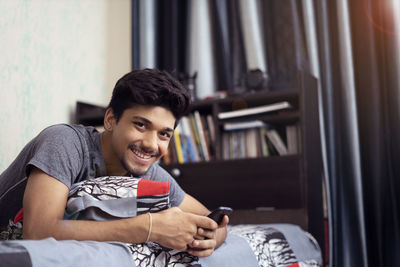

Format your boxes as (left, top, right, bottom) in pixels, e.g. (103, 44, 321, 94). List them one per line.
(162, 155, 302, 210)
(75, 101, 106, 126)
(163, 154, 299, 167)
(75, 72, 324, 252)
(218, 111, 300, 125)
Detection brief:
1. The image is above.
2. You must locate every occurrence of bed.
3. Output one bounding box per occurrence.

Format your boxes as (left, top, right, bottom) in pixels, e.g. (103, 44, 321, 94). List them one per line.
(0, 176, 322, 267)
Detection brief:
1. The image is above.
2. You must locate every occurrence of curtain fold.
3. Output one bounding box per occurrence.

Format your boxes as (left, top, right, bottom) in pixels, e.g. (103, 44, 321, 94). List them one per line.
(362, 0, 400, 265)
(228, 0, 247, 94)
(156, 0, 187, 77)
(131, 2, 400, 265)
(139, 0, 156, 68)
(314, 0, 400, 265)
(131, 0, 140, 70)
(237, 0, 267, 73)
(336, 1, 367, 265)
(188, 0, 216, 99)
(209, 0, 233, 93)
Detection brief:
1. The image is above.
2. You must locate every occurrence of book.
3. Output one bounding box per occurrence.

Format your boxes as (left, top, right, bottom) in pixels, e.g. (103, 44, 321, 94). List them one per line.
(179, 132, 190, 163)
(265, 129, 288, 155)
(173, 124, 185, 164)
(245, 128, 258, 158)
(180, 116, 199, 162)
(265, 135, 279, 156)
(206, 114, 216, 145)
(224, 120, 265, 131)
(189, 114, 205, 161)
(286, 124, 298, 154)
(259, 128, 270, 157)
(194, 111, 210, 161)
(201, 115, 214, 159)
(222, 132, 231, 160)
(236, 131, 246, 159)
(217, 101, 292, 119)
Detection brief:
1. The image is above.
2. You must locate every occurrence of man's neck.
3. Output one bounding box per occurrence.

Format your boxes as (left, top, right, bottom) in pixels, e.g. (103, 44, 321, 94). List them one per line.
(100, 131, 129, 176)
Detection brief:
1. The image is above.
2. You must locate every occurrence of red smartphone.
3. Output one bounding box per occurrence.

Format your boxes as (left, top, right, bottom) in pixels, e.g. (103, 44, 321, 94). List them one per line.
(207, 206, 233, 224)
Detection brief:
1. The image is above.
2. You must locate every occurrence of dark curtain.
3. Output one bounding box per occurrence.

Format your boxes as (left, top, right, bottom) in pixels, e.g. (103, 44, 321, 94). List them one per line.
(156, 0, 187, 77)
(209, 0, 233, 92)
(131, 0, 140, 70)
(262, 0, 308, 88)
(133, 0, 306, 98)
(315, 0, 400, 266)
(129, 1, 400, 266)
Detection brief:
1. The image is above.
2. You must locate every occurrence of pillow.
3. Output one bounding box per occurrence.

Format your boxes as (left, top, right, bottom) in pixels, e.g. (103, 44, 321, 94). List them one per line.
(65, 176, 170, 221)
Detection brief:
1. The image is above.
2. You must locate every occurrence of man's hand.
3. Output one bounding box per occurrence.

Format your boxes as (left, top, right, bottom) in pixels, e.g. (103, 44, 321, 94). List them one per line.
(178, 194, 229, 257)
(23, 168, 228, 256)
(187, 215, 229, 257)
(149, 207, 218, 251)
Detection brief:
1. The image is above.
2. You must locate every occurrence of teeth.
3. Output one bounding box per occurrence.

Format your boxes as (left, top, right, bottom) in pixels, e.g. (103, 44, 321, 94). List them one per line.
(132, 148, 151, 159)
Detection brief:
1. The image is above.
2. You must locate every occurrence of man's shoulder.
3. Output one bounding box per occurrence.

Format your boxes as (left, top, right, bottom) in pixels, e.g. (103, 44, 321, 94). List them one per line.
(39, 124, 97, 141)
(41, 123, 94, 134)
(31, 124, 101, 159)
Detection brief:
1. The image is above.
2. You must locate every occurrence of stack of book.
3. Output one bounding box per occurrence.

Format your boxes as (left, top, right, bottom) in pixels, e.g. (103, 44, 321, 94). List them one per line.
(163, 101, 299, 164)
(163, 111, 216, 164)
(221, 120, 299, 160)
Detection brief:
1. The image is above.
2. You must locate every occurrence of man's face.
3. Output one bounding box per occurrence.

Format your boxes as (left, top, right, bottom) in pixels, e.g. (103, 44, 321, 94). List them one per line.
(110, 104, 175, 176)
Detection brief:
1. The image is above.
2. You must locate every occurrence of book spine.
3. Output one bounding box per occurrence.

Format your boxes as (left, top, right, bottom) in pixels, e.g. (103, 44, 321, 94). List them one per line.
(206, 114, 216, 145)
(173, 125, 185, 164)
(218, 101, 291, 119)
(194, 111, 210, 161)
(265, 129, 288, 155)
(189, 114, 205, 161)
(286, 124, 298, 154)
(259, 127, 270, 157)
(181, 116, 199, 162)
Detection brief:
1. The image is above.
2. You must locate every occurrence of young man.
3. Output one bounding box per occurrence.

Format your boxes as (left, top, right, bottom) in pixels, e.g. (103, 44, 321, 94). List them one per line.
(0, 69, 228, 257)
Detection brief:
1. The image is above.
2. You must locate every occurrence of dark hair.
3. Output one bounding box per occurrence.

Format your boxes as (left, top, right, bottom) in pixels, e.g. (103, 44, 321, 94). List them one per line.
(108, 69, 191, 124)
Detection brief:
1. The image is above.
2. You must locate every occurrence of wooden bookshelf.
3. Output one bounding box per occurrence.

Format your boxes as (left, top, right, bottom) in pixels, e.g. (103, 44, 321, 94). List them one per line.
(161, 71, 324, 252)
(75, 71, 324, 255)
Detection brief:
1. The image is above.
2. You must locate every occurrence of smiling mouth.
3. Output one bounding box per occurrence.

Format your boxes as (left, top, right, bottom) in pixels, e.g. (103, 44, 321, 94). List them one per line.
(131, 147, 153, 159)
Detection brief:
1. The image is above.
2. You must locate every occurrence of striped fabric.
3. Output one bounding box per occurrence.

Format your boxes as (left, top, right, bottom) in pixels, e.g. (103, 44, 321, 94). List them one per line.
(136, 179, 170, 215)
(66, 176, 170, 220)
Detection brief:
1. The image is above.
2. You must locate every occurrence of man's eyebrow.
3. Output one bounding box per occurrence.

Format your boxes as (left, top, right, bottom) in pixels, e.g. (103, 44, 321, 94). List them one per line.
(133, 116, 151, 124)
(164, 127, 174, 133)
(133, 116, 174, 132)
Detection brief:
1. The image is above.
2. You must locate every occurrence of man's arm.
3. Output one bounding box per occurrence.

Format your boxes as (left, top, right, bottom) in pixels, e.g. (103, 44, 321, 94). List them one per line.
(178, 194, 229, 257)
(23, 167, 217, 252)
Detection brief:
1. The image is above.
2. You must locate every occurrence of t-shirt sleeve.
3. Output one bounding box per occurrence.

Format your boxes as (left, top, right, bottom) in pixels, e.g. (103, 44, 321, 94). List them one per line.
(148, 163, 186, 207)
(27, 125, 85, 189)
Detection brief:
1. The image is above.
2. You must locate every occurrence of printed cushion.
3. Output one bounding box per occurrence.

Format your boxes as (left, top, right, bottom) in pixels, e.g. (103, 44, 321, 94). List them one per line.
(65, 176, 170, 221)
(228, 224, 322, 267)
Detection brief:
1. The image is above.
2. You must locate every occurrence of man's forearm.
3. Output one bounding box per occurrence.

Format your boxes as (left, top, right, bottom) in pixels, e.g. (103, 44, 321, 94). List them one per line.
(24, 214, 150, 243)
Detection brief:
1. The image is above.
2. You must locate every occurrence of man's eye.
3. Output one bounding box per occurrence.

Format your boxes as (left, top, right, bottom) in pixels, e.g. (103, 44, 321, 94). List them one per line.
(134, 122, 145, 128)
(160, 132, 171, 139)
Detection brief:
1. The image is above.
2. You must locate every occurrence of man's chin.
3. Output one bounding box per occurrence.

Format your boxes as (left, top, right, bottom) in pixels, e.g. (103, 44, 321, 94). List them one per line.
(123, 163, 149, 177)
(129, 170, 146, 177)
(121, 156, 156, 176)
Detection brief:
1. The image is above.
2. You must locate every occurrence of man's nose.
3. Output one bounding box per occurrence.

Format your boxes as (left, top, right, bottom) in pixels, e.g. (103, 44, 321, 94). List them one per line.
(142, 131, 158, 152)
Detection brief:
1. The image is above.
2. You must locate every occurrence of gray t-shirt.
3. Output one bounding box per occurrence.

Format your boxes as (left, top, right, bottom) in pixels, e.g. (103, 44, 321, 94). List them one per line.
(0, 124, 185, 225)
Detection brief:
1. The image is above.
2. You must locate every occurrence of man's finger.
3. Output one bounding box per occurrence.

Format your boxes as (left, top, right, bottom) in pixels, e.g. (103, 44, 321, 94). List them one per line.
(197, 227, 215, 239)
(218, 215, 229, 228)
(190, 214, 218, 230)
(187, 248, 214, 258)
(191, 239, 216, 249)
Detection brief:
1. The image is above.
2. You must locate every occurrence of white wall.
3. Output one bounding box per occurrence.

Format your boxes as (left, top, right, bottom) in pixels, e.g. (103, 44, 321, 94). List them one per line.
(0, 0, 131, 172)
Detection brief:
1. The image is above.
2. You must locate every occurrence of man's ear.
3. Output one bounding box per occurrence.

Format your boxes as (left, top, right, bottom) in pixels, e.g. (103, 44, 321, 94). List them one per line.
(104, 108, 116, 131)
